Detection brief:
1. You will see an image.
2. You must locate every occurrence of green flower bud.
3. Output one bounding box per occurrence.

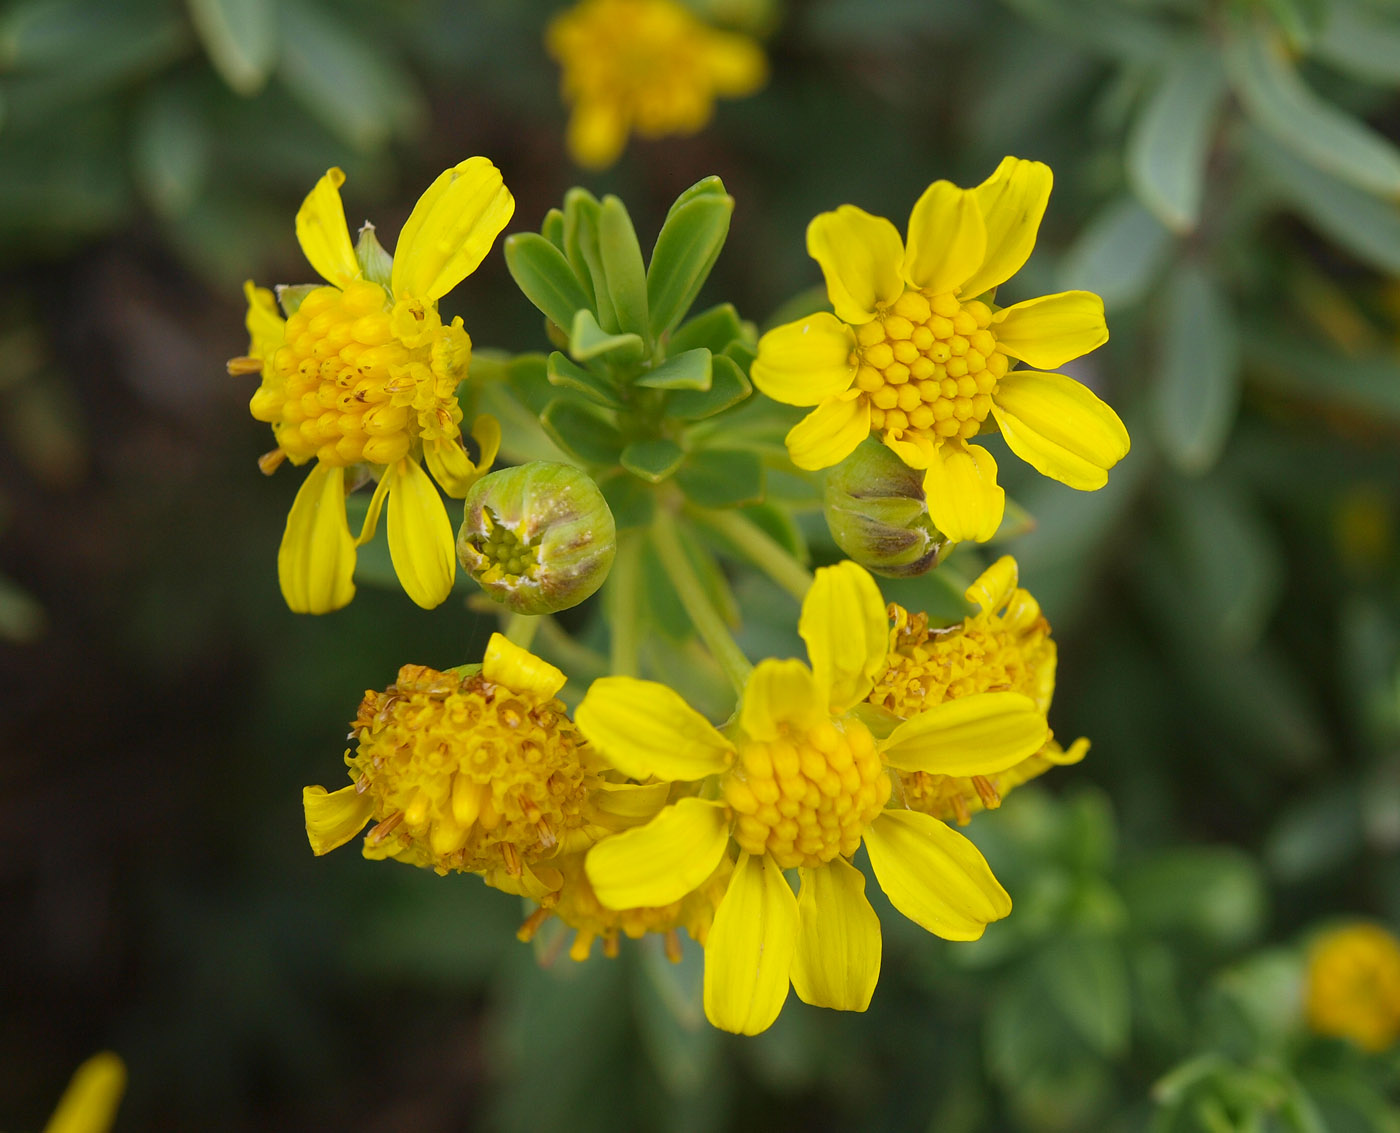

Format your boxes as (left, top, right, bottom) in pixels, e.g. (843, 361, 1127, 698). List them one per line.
(823, 439, 948, 578)
(458, 462, 616, 614)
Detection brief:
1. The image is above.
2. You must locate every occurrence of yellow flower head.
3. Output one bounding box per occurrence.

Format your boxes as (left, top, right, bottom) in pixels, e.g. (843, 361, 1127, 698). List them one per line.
(574, 561, 1049, 1034)
(234, 159, 515, 613)
(751, 157, 1131, 543)
(517, 851, 733, 963)
(1305, 922, 1400, 1052)
(302, 635, 605, 898)
(546, 0, 767, 169)
(43, 1052, 125, 1133)
(870, 555, 1088, 824)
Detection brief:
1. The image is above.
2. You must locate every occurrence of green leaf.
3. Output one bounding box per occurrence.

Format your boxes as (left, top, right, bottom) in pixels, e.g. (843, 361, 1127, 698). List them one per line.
(667, 302, 748, 356)
(596, 470, 655, 529)
(1126, 45, 1226, 233)
(565, 189, 618, 332)
(636, 348, 711, 390)
(1261, 0, 1329, 50)
(132, 89, 210, 218)
(546, 351, 624, 409)
(669, 354, 752, 420)
(647, 187, 734, 338)
(1316, 0, 1400, 86)
(598, 195, 650, 341)
(503, 232, 594, 334)
(539, 398, 624, 465)
(665, 174, 730, 213)
(724, 339, 758, 373)
(1247, 127, 1400, 275)
(1242, 323, 1400, 423)
(1152, 262, 1240, 474)
(1038, 935, 1131, 1058)
(186, 0, 277, 95)
(733, 503, 807, 562)
(1058, 195, 1173, 310)
(676, 448, 764, 508)
(1123, 847, 1267, 948)
(1225, 20, 1400, 198)
(569, 308, 645, 364)
(541, 207, 566, 251)
(619, 438, 685, 483)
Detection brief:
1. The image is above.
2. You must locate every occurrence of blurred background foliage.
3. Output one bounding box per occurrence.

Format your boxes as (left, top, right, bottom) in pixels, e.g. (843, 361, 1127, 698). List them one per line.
(4, 0, 1400, 1128)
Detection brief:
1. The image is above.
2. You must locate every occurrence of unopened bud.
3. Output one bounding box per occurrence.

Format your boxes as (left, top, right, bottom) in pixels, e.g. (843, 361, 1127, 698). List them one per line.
(823, 439, 948, 577)
(458, 462, 616, 614)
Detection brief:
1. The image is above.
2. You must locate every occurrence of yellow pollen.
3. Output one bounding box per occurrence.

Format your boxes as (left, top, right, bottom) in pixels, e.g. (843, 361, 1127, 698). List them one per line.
(248, 281, 470, 469)
(348, 663, 597, 877)
(723, 719, 889, 869)
(855, 290, 1004, 445)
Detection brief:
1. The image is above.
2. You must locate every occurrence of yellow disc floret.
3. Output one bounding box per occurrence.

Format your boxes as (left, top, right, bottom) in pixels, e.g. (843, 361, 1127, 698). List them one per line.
(349, 662, 598, 879)
(852, 290, 1009, 449)
(1306, 922, 1400, 1052)
(248, 280, 471, 470)
(723, 718, 890, 869)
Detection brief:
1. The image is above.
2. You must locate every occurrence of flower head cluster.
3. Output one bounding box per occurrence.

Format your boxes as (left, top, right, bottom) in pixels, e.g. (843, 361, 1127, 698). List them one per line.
(1305, 922, 1400, 1052)
(751, 156, 1130, 543)
(546, 0, 767, 169)
(234, 160, 515, 613)
(869, 555, 1088, 825)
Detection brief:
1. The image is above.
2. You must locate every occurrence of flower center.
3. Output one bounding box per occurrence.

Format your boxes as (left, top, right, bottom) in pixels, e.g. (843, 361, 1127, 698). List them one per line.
(852, 289, 1009, 446)
(469, 507, 541, 583)
(350, 663, 596, 877)
(722, 718, 889, 869)
(249, 280, 469, 469)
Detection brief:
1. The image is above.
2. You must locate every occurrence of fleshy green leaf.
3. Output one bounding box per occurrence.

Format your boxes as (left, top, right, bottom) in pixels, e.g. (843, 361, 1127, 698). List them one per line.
(636, 348, 711, 390)
(667, 302, 749, 357)
(570, 308, 645, 364)
(676, 448, 764, 508)
(132, 89, 210, 218)
(504, 232, 594, 334)
(1058, 196, 1173, 311)
(669, 354, 752, 420)
(539, 398, 624, 465)
(1127, 45, 1226, 233)
(599, 195, 650, 341)
(1038, 935, 1131, 1058)
(541, 207, 566, 251)
(546, 351, 624, 408)
(187, 0, 277, 96)
(597, 470, 656, 529)
(1316, 0, 1400, 85)
(647, 182, 734, 339)
(620, 438, 685, 483)
(565, 188, 617, 332)
(1152, 262, 1240, 474)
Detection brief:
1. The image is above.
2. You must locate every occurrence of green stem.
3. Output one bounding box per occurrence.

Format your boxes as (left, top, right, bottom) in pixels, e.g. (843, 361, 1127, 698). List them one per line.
(651, 508, 752, 695)
(534, 616, 610, 684)
(607, 532, 642, 678)
(689, 506, 814, 601)
(503, 611, 540, 651)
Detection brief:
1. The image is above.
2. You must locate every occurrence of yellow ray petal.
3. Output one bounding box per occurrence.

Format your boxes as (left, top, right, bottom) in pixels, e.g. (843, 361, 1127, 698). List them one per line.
(740, 658, 826, 741)
(295, 167, 359, 288)
(992, 290, 1108, 369)
(44, 1052, 126, 1133)
(278, 462, 357, 614)
(242, 280, 285, 359)
(566, 101, 631, 171)
(302, 784, 374, 856)
(391, 157, 516, 301)
(386, 457, 456, 609)
(585, 798, 731, 909)
(958, 157, 1053, 299)
(705, 30, 767, 95)
(965, 555, 1018, 613)
(482, 632, 566, 698)
(798, 560, 888, 713)
(703, 851, 799, 1035)
(806, 205, 906, 325)
(990, 370, 1130, 491)
(751, 314, 857, 406)
(576, 676, 734, 780)
(863, 810, 1011, 940)
(880, 692, 1048, 775)
(903, 180, 987, 294)
(785, 392, 871, 471)
(790, 859, 881, 1011)
(921, 441, 1004, 543)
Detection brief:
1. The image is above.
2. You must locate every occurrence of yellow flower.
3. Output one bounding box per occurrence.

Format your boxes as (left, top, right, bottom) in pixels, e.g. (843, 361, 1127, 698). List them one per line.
(234, 160, 514, 612)
(1305, 922, 1400, 1052)
(573, 561, 1049, 1034)
(517, 850, 732, 963)
(302, 635, 607, 899)
(751, 157, 1130, 543)
(546, 0, 767, 169)
(869, 555, 1088, 825)
(43, 1052, 125, 1133)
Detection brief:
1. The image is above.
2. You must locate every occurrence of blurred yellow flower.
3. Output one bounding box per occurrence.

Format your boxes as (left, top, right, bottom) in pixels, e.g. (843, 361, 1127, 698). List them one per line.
(234, 159, 514, 612)
(574, 561, 1048, 1034)
(869, 555, 1088, 824)
(752, 157, 1129, 543)
(546, 0, 767, 169)
(43, 1052, 125, 1133)
(302, 635, 606, 899)
(1305, 922, 1400, 1052)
